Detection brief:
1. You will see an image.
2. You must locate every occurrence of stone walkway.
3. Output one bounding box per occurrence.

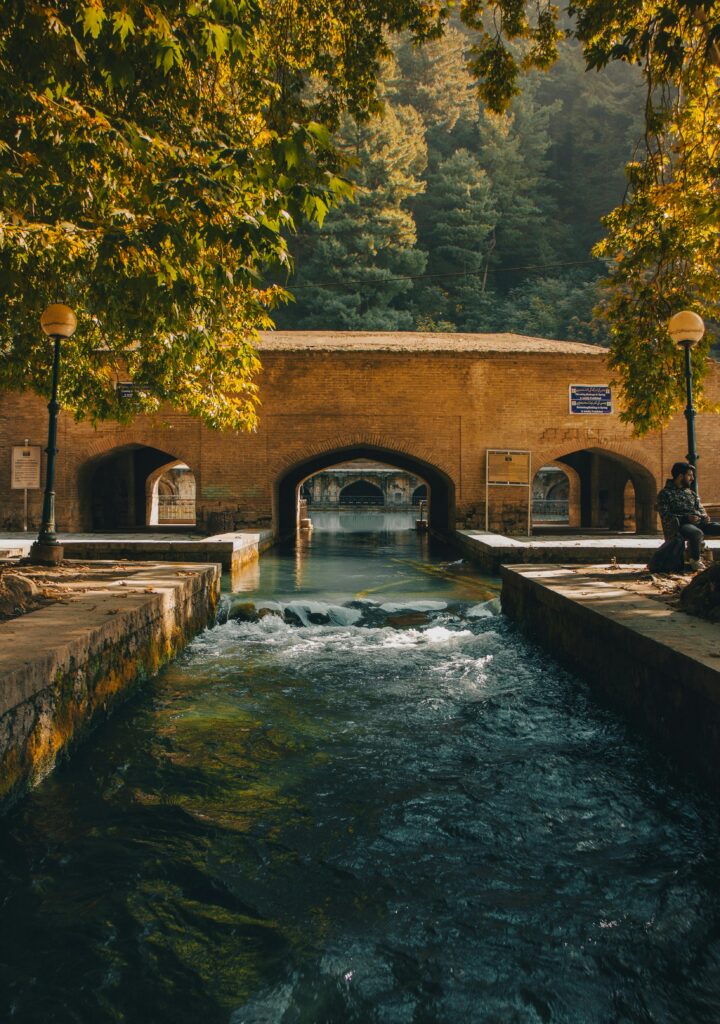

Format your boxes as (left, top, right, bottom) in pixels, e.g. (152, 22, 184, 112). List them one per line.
(0, 530, 273, 580)
(456, 530, 720, 574)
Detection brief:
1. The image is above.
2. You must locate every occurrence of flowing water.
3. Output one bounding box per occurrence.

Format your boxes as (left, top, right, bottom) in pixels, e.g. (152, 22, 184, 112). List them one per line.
(2, 532, 720, 1024)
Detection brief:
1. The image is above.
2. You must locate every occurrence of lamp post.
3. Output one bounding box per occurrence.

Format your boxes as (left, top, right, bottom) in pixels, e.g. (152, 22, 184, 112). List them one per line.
(29, 304, 77, 565)
(668, 310, 705, 494)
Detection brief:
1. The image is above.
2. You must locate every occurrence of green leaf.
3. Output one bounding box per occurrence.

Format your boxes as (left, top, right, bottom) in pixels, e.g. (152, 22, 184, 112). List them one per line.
(205, 23, 230, 57)
(306, 121, 331, 146)
(112, 10, 135, 44)
(81, 4, 107, 39)
(283, 139, 301, 169)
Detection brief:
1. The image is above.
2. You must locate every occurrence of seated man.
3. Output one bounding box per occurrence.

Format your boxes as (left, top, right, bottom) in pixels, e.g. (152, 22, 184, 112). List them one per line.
(656, 461, 720, 571)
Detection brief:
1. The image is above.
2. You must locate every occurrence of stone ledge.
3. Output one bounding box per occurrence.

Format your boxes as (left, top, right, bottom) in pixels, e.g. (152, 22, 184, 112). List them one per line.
(456, 529, 720, 574)
(501, 563, 720, 789)
(0, 529, 273, 587)
(0, 561, 220, 812)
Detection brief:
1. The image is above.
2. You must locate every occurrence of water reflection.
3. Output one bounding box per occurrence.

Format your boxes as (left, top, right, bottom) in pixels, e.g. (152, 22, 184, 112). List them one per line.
(308, 510, 418, 532)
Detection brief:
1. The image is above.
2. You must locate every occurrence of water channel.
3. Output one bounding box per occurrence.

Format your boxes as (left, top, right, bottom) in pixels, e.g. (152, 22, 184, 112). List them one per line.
(2, 531, 720, 1023)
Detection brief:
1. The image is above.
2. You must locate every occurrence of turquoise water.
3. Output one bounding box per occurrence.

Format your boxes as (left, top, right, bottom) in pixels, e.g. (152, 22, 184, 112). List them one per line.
(1, 532, 720, 1023)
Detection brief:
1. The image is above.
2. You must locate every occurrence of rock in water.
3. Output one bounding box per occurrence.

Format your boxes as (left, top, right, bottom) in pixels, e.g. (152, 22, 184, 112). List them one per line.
(257, 606, 282, 620)
(227, 601, 259, 623)
(386, 612, 431, 628)
(307, 611, 331, 625)
(679, 563, 720, 622)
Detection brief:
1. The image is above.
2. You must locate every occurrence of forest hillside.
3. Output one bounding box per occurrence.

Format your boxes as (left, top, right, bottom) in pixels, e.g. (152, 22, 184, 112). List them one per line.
(275, 32, 644, 344)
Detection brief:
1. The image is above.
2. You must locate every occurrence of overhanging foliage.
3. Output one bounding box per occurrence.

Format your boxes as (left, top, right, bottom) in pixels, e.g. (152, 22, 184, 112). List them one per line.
(1, 1, 718, 433)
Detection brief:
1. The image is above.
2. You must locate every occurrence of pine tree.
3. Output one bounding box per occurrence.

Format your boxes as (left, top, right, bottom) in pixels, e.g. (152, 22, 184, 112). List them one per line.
(391, 27, 478, 159)
(535, 41, 644, 261)
(412, 149, 496, 327)
(476, 83, 565, 289)
(497, 274, 605, 342)
(277, 89, 428, 331)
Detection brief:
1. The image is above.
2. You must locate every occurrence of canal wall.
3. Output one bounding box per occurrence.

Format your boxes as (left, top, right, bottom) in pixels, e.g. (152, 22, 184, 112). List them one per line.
(501, 564, 720, 789)
(0, 562, 220, 812)
(60, 530, 274, 581)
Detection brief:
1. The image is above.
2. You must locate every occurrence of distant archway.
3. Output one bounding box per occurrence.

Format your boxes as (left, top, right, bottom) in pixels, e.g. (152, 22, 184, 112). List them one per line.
(79, 444, 192, 530)
(532, 465, 569, 525)
(146, 461, 196, 526)
(412, 484, 428, 505)
(338, 479, 384, 506)
(275, 444, 454, 536)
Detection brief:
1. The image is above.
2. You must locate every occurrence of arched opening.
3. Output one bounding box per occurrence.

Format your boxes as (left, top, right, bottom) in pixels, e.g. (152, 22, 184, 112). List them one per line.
(147, 462, 196, 526)
(623, 479, 636, 532)
(275, 445, 454, 537)
(532, 466, 570, 526)
(79, 445, 195, 531)
(553, 448, 656, 534)
(338, 479, 384, 506)
(412, 484, 428, 505)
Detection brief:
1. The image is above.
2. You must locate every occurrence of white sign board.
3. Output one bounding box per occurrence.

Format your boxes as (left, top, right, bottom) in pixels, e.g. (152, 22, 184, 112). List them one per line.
(11, 446, 42, 489)
(116, 381, 136, 400)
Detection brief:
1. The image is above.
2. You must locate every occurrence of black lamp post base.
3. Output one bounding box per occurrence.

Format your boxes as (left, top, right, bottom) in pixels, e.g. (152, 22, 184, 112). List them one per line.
(29, 541, 64, 565)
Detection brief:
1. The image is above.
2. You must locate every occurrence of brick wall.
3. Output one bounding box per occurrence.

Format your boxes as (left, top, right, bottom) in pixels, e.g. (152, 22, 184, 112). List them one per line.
(1, 341, 718, 536)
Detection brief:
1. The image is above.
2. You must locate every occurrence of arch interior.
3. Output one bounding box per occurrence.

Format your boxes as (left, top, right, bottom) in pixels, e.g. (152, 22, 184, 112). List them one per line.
(532, 466, 570, 525)
(555, 448, 655, 534)
(276, 446, 454, 537)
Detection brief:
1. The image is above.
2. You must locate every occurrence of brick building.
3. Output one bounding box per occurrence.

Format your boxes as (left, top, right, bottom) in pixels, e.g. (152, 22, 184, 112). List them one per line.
(1, 331, 718, 537)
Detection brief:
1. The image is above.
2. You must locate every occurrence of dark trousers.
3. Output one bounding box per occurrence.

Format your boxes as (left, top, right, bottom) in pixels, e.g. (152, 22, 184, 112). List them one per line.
(679, 521, 720, 560)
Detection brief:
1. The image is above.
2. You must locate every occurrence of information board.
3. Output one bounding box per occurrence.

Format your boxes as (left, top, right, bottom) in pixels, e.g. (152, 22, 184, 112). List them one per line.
(11, 445, 42, 489)
(569, 384, 612, 415)
(116, 381, 136, 400)
(486, 450, 531, 485)
(485, 449, 532, 534)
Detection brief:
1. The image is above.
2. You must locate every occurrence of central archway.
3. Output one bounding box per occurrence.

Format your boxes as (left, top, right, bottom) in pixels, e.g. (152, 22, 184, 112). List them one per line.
(275, 444, 455, 536)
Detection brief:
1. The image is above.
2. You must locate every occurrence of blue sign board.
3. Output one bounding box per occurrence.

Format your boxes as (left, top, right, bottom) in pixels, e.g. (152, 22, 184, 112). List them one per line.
(569, 384, 612, 415)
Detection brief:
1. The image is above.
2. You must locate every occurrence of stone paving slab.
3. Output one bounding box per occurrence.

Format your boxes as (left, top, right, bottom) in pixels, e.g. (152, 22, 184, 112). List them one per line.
(504, 563, 720, 667)
(0, 561, 215, 709)
(0, 528, 271, 550)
